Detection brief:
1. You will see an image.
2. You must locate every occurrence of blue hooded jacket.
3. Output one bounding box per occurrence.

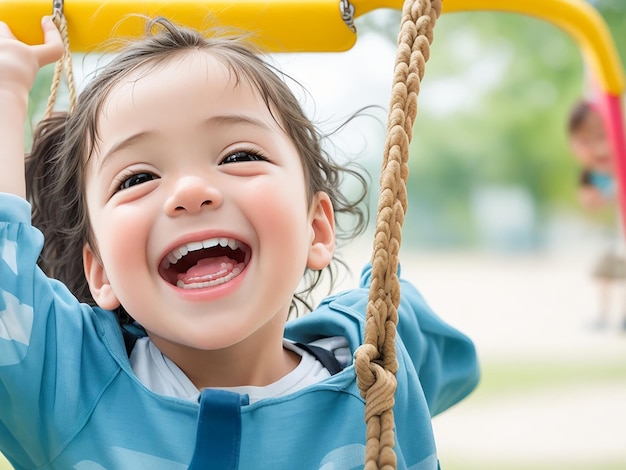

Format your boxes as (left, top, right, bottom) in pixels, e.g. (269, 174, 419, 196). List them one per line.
(0, 194, 479, 469)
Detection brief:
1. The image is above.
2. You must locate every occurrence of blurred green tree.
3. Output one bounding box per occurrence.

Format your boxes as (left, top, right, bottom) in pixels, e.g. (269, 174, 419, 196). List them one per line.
(361, 4, 625, 249)
(592, 0, 626, 66)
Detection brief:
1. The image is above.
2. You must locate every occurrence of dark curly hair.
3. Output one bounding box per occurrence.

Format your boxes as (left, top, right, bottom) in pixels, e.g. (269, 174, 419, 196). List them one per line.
(25, 16, 369, 324)
(567, 99, 595, 134)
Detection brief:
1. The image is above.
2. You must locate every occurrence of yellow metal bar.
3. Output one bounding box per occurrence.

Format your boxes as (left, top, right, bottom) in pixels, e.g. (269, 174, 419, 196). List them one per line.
(0, 0, 357, 52)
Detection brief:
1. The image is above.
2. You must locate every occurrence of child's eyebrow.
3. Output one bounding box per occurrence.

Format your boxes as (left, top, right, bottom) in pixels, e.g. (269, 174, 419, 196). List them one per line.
(205, 114, 273, 132)
(98, 132, 153, 171)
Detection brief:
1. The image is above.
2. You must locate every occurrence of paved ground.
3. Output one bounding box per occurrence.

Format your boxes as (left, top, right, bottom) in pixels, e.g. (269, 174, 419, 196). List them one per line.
(338, 242, 626, 468)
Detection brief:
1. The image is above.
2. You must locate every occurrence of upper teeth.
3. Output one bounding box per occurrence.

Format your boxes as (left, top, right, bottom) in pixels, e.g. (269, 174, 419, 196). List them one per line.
(162, 238, 240, 269)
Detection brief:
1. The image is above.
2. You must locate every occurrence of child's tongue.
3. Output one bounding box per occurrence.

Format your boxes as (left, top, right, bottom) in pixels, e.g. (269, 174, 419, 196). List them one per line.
(177, 256, 237, 284)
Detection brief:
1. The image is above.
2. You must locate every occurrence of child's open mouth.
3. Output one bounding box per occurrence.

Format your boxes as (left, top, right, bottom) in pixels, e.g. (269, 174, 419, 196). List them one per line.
(159, 238, 251, 289)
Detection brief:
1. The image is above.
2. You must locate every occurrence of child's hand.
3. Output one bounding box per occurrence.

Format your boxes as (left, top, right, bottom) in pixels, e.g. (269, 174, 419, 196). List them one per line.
(0, 17, 63, 198)
(0, 17, 63, 99)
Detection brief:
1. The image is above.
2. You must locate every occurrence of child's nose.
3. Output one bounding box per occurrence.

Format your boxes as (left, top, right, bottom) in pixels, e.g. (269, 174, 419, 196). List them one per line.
(164, 175, 223, 215)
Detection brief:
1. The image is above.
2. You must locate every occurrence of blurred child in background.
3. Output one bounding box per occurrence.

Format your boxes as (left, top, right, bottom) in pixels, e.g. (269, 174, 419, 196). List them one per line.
(568, 99, 626, 330)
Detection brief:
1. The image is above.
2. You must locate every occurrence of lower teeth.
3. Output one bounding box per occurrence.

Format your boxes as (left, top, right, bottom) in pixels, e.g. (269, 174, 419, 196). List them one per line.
(176, 267, 242, 289)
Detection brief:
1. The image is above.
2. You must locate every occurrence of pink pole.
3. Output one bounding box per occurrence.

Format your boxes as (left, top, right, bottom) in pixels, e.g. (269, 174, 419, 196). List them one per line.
(596, 92, 626, 233)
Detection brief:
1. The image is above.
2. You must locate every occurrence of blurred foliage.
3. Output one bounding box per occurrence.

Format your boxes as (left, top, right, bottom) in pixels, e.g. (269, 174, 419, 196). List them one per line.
(360, 1, 626, 249)
(591, 0, 626, 66)
(410, 12, 583, 248)
(25, 65, 54, 149)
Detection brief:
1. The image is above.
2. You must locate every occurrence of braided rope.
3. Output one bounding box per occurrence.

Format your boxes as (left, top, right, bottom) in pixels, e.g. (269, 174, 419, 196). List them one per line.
(354, 0, 440, 468)
(44, 9, 77, 118)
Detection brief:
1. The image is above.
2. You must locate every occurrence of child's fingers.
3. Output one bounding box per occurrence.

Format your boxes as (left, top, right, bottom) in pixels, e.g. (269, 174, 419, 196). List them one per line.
(0, 21, 17, 40)
(34, 16, 64, 66)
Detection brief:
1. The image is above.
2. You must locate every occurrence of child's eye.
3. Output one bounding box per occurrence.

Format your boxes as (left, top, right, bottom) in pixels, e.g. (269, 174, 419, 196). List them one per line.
(221, 151, 268, 164)
(118, 172, 155, 191)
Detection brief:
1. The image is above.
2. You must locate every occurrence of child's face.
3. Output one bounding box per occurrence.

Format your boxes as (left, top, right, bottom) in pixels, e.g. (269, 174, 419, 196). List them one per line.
(81, 52, 335, 357)
(569, 110, 613, 174)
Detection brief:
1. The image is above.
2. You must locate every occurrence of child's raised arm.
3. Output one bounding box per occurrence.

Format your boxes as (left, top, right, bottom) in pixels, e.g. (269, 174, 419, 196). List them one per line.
(0, 17, 62, 198)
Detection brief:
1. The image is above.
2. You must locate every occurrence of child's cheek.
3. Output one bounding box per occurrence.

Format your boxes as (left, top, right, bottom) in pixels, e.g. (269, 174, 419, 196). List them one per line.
(245, 178, 307, 227)
(96, 204, 151, 268)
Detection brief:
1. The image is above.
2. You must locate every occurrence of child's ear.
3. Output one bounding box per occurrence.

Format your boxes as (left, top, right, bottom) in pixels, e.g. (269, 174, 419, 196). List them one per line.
(82, 244, 121, 310)
(307, 192, 335, 270)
